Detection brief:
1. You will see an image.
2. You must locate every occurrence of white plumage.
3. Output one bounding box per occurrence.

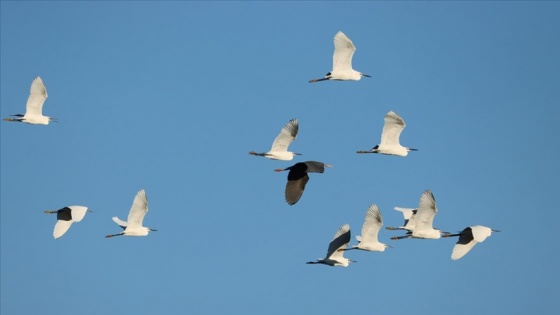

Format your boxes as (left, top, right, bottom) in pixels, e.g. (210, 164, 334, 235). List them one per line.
(44, 206, 91, 239)
(357, 111, 417, 156)
(307, 224, 355, 267)
(4, 76, 57, 125)
(249, 118, 300, 161)
(391, 190, 446, 240)
(349, 204, 390, 252)
(309, 31, 370, 82)
(106, 189, 157, 238)
(444, 225, 499, 260)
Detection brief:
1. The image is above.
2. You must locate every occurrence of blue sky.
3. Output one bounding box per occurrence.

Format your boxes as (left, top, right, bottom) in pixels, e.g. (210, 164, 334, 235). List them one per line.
(1, 2, 559, 314)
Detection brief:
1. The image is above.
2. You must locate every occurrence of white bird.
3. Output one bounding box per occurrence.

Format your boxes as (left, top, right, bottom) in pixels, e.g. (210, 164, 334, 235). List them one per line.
(249, 118, 301, 161)
(4, 76, 57, 125)
(386, 207, 418, 231)
(347, 204, 391, 252)
(391, 190, 446, 240)
(307, 224, 356, 267)
(44, 206, 91, 239)
(106, 189, 157, 238)
(443, 225, 500, 260)
(357, 111, 417, 156)
(274, 161, 332, 205)
(309, 31, 371, 83)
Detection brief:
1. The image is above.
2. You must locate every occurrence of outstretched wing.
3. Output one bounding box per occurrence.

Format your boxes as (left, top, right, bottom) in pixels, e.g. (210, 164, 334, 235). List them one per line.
(270, 119, 298, 152)
(360, 204, 383, 244)
(25, 76, 48, 117)
(414, 190, 438, 231)
(332, 31, 356, 73)
(380, 111, 406, 146)
(127, 189, 148, 228)
(326, 224, 351, 260)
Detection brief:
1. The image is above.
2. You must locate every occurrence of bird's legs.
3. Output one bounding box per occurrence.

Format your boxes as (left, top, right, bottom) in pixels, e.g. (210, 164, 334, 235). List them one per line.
(390, 235, 412, 240)
(105, 232, 125, 238)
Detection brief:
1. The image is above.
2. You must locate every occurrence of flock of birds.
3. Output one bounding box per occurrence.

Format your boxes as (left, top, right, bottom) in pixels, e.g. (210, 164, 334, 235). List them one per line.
(5, 31, 498, 265)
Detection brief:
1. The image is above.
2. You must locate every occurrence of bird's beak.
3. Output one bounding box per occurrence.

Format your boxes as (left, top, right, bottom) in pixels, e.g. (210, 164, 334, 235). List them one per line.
(408, 148, 419, 151)
(294, 153, 302, 156)
(492, 229, 501, 233)
(361, 73, 371, 78)
(350, 260, 358, 263)
(386, 244, 394, 249)
(149, 228, 158, 232)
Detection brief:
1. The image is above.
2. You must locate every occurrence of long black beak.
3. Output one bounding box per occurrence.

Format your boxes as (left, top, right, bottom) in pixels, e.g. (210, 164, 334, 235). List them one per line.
(309, 77, 330, 83)
(361, 73, 371, 78)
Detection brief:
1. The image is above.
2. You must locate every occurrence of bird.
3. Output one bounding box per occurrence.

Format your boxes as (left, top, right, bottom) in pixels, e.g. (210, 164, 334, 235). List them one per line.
(249, 118, 301, 161)
(44, 206, 91, 239)
(391, 190, 446, 240)
(357, 111, 417, 156)
(346, 204, 391, 252)
(385, 207, 418, 231)
(443, 225, 500, 260)
(3, 76, 57, 125)
(105, 189, 157, 238)
(274, 161, 332, 205)
(307, 224, 356, 267)
(309, 31, 371, 83)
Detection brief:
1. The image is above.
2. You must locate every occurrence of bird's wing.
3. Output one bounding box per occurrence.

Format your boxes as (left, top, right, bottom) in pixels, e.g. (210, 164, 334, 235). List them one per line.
(25, 77, 48, 116)
(126, 189, 148, 228)
(326, 224, 351, 260)
(285, 175, 308, 205)
(361, 204, 382, 243)
(394, 207, 417, 230)
(413, 190, 437, 231)
(470, 225, 493, 243)
(451, 238, 478, 260)
(68, 206, 89, 222)
(332, 31, 356, 73)
(112, 216, 128, 229)
(304, 161, 326, 174)
(53, 220, 73, 239)
(270, 119, 298, 152)
(380, 111, 406, 146)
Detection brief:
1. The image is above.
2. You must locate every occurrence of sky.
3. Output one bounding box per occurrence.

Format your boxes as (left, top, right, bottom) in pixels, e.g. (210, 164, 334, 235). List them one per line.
(1, 1, 559, 314)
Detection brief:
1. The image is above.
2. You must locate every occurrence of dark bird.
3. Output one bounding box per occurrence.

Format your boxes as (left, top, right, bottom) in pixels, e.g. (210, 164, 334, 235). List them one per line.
(274, 161, 332, 205)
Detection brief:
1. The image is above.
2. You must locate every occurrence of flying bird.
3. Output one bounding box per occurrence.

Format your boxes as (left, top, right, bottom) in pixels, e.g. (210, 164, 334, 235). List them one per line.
(391, 190, 447, 240)
(4, 76, 57, 125)
(347, 204, 391, 252)
(307, 224, 356, 267)
(309, 31, 371, 83)
(106, 189, 157, 238)
(274, 161, 332, 205)
(44, 206, 91, 239)
(385, 207, 418, 231)
(443, 225, 500, 260)
(357, 111, 417, 156)
(249, 118, 301, 161)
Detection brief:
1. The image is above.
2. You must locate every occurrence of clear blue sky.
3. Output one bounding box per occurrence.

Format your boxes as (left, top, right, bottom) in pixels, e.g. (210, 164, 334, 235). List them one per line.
(1, 2, 559, 314)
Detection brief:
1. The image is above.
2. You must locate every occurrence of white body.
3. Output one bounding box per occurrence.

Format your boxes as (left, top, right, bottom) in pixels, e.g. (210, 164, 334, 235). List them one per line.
(250, 119, 299, 161)
(51, 206, 90, 239)
(411, 190, 442, 239)
(109, 189, 154, 237)
(366, 111, 413, 157)
(393, 207, 418, 231)
(353, 204, 388, 252)
(450, 225, 495, 260)
(309, 31, 370, 82)
(5, 77, 53, 125)
(309, 224, 353, 267)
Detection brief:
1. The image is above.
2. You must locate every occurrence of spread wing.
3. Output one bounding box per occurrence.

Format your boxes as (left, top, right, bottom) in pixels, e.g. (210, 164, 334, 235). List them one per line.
(25, 76, 48, 116)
